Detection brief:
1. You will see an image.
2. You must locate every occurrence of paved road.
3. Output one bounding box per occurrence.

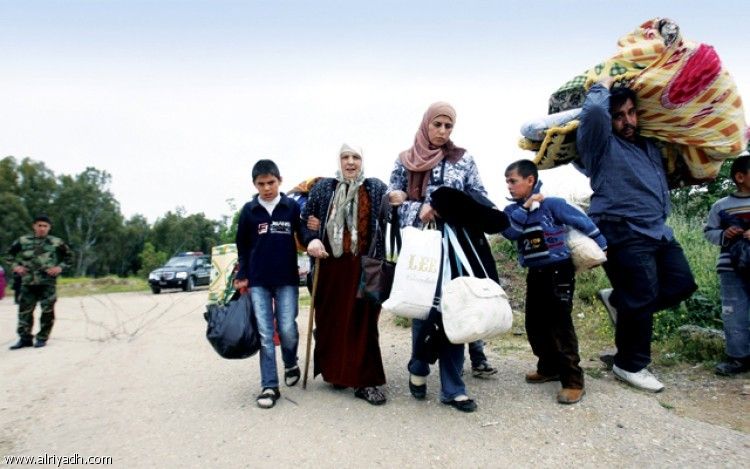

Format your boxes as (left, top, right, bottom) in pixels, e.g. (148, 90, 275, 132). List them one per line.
(1, 291, 748, 468)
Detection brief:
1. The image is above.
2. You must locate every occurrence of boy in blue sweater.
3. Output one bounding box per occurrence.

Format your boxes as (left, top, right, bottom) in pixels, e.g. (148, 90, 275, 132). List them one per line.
(502, 159, 607, 404)
(235, 159, 303, 409)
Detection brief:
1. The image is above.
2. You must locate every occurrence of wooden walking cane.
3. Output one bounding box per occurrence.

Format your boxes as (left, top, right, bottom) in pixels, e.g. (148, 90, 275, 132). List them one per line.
(302, 257, 321, 389)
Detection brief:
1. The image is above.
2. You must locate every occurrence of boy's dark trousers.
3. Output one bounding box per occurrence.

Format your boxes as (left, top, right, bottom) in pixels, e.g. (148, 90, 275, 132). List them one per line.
(525, 259, 583, 389)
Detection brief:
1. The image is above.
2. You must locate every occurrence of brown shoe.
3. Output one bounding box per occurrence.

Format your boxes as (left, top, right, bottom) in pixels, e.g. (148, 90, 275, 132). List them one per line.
(525, 371, 560, 383)
(557, 388, 585, 404)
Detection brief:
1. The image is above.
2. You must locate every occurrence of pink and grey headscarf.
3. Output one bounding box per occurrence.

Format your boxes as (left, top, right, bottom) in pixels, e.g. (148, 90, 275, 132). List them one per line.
(399, 102, 465, 200)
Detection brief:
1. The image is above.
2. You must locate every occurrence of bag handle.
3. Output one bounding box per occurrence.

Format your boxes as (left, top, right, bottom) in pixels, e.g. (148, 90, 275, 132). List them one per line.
(444, 224, 474, 277)
(369, 194, 401, 260)
(437, 230, 452, 310)
(389, 205, 402, 259)
(443, 224, 490, 279)
(461, 227, 490, 279)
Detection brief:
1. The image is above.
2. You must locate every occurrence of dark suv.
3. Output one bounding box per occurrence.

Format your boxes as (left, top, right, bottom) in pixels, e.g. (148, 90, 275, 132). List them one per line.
(148, 252, 211, 294)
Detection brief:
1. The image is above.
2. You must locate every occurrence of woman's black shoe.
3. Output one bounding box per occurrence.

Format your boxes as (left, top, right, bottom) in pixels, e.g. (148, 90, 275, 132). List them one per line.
(442, 397, 477, 413)
(408, 377, 426, 400)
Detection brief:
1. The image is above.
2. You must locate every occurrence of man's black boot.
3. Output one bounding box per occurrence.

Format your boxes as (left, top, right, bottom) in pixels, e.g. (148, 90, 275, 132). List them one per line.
(9, 338, 33, 350)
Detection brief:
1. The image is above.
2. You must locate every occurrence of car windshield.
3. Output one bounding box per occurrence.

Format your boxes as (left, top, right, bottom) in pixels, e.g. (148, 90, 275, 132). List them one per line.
(164, 257, 194, 268)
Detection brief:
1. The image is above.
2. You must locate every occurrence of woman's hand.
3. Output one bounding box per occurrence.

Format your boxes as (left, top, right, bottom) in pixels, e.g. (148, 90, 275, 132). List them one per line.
(419, 203, 438, 223)
(307, 216, 321, 231)
(233, 278, 249, 289)
(523, 193, 545, 210)
(389, 190, 407, 206)
(307, 239, 329, 258)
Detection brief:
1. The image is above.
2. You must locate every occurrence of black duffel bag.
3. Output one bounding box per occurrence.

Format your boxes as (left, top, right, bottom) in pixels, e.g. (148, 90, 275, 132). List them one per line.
(204, 293, 260, 359)
(413, 306, 448, 364)
(730, 238, 750, 278)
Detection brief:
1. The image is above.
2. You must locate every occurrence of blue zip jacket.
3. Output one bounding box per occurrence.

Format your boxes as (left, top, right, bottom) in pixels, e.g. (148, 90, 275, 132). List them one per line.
(235, 193, 302, 287)
(502, 184, 607, 268)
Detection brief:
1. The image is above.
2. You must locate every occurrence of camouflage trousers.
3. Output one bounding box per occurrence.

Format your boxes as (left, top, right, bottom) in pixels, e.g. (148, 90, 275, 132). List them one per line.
(17, 284, 57, 341)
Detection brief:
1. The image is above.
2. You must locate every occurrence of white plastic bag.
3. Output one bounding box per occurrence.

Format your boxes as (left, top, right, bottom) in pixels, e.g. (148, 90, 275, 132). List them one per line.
(440, 225, 513, 343)
(567, 228, 607, 273)
(520, 108, 582, 141)
(381, 226, 442, 320)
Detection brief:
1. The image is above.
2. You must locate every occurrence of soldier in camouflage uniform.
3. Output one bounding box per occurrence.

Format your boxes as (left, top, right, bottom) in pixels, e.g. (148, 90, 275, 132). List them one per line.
(5, 215, 73, 349)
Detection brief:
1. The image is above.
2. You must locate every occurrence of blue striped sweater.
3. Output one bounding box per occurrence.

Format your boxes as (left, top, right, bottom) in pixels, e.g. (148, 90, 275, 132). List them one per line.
(703, 193, 750, 273)
(502, 196, 608, 268)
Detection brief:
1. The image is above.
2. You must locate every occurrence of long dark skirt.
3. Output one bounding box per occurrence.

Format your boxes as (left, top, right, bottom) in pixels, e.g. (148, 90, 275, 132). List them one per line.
(313, 253, 386, 387)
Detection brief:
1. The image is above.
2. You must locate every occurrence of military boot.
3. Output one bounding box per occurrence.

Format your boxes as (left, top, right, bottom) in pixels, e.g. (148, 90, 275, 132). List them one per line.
(9, 338, 33, 350)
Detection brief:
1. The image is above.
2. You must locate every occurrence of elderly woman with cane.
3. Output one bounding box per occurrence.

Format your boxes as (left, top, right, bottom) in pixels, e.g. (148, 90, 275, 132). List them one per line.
(302, 143, 389, 405)
(388, 101, 496, 413)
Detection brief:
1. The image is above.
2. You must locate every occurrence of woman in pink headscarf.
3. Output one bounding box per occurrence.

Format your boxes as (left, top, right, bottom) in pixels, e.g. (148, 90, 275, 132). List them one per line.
(388, 102, 492, 413)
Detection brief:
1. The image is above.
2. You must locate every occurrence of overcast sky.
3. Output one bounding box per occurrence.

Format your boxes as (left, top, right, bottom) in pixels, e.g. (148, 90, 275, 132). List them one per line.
(2, 0, 749, 223)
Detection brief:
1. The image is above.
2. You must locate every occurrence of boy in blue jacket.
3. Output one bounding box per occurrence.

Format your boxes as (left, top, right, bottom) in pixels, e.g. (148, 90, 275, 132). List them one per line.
(502, 159, 607, 404)
(235, 159, 303, 409)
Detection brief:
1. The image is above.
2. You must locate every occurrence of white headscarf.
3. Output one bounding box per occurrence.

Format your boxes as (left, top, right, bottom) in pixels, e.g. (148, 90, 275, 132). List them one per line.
(326, 143, 366, 257)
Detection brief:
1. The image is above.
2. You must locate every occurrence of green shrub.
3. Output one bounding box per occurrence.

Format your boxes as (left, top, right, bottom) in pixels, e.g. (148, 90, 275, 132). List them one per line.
(653, 209, 722, 339)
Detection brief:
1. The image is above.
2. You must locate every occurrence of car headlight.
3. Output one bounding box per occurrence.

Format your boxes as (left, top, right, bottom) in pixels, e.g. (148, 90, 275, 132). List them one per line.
(149, 273, 159, 280)
(175, 272, 188, 279)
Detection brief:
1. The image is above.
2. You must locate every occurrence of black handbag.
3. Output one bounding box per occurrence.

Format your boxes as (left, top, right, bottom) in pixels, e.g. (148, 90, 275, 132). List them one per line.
(413, 306, 447, 364)
(361, 196, 401, 304)
(204, 293, 260, 359)
(729, 238, 750, 277)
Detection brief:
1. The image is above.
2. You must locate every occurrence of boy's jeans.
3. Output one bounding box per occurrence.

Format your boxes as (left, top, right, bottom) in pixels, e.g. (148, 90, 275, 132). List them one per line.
(719, 271, 750, 358)
(251, 285, 299, 389)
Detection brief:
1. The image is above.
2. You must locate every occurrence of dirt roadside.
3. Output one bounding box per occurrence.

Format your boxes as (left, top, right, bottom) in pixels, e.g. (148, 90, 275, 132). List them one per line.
(0, 290, 748, 468)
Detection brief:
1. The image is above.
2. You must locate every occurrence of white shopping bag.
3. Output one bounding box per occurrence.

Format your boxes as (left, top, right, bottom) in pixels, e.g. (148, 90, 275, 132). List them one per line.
(381, 226, 442, 320)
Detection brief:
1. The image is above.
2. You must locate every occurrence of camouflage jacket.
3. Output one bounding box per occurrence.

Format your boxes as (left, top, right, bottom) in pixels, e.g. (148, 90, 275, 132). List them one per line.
(5, 235, 73, 286)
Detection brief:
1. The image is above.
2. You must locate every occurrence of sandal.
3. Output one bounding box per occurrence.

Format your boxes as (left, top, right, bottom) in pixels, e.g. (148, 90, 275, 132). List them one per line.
(256, 387, 280, 409)
(354, 387, 387, 406)
(284, 366, 301, 387)
(471, 362, 498, 378)
(442, 395, 477, 413)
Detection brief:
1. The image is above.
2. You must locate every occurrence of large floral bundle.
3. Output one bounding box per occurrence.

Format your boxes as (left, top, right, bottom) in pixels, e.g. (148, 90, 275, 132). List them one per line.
(522, 18, 748, 186)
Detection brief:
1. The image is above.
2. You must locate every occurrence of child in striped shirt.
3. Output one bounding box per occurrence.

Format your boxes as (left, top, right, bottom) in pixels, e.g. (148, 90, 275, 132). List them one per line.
(704, 154, 750, 376)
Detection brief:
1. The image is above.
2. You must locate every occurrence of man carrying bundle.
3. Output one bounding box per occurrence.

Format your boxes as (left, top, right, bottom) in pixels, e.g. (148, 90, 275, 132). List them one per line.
(576, 77, 697, 392)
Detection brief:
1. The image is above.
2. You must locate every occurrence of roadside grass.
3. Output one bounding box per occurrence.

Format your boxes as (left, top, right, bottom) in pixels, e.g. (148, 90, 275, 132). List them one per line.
(56, 276, 150, 297)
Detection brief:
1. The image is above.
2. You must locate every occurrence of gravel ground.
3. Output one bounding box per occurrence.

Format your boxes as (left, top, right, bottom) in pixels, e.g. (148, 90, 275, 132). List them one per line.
(1, 290, 748, 468)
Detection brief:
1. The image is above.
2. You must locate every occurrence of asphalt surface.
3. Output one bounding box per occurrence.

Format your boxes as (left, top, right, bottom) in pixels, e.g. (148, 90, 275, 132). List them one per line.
(1, 290, 748, 468)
